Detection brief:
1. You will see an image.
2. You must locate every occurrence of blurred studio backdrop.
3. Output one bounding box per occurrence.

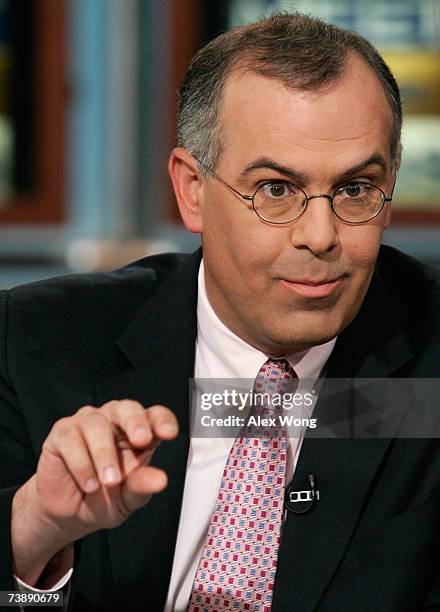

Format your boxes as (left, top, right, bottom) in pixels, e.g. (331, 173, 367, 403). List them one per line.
(0, 0, 438, 288)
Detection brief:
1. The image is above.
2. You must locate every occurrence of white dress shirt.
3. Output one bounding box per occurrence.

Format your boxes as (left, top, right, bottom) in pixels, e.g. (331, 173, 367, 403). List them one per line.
(164, 261, 336, 611)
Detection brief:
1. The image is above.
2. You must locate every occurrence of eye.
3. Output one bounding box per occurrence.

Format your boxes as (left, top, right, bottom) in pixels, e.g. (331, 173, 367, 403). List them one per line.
(339, 183, 369, 198)
(259, 182, 297, 200)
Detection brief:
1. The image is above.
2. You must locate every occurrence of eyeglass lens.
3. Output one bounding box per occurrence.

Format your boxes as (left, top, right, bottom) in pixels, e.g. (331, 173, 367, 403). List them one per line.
(253, 183, 385, 223)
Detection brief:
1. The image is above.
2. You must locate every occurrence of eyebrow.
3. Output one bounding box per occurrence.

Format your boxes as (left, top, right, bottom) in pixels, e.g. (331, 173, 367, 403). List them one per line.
(240, 154, 388, 185)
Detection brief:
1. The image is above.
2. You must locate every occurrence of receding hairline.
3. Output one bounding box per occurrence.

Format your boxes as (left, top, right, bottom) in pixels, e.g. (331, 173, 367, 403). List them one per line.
(213, 51, 397, 166)
(178, 12, 402, 172)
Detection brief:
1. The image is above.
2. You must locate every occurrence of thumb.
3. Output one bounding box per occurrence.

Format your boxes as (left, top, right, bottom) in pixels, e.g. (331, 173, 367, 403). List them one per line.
(120, 465, 168, 514)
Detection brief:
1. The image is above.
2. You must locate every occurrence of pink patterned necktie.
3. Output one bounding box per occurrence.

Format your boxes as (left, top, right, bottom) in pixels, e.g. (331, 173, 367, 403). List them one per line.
(188, 359, 297, 612)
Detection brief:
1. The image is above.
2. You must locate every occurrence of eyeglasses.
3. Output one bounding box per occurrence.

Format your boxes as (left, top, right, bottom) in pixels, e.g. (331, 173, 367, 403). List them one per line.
(198, 160, 394, 225)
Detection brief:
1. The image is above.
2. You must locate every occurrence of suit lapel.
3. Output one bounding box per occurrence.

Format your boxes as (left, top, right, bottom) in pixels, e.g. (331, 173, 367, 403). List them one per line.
(94, 250, 201, 609)
(272, 262, 414, 611)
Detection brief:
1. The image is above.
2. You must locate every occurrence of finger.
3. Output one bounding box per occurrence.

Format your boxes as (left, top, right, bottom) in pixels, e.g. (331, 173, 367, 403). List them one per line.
(120, 465, 168, 514)
(106, 401, 178, 448)
(103, 400, 153, 447)
(79, 410, 122, 487)
(49, 420, 100, 494)
(144, 405, 179, 442)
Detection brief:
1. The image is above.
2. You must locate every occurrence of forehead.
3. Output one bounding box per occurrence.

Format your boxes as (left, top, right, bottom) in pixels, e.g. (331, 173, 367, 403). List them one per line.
(218, 55, 394, 178)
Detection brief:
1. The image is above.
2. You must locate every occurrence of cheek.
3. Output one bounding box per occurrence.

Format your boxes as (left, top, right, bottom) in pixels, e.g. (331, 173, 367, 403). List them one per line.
(204, 199, 286, 272)
(342, 226, 383, 270)
(241, 226, 288, 271)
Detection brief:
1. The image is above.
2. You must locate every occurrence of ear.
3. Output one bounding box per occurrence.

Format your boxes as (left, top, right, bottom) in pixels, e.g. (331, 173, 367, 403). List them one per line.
(384, 141, 402, 229)
(168, 147, 204, 233)
(394, 141, 402, 173)
(384, 199, 392, 228)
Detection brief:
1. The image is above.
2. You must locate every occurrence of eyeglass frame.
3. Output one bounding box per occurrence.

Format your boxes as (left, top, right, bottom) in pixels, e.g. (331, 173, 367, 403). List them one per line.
(196, 159, 396, 226)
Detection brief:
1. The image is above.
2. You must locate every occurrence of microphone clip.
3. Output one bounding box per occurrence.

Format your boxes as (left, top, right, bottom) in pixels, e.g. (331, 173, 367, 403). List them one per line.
(284, 473, 319, 515)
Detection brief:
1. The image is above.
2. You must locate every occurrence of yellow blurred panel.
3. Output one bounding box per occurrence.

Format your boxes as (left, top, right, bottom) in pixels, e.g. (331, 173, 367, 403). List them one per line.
(382, 51, 440, 115)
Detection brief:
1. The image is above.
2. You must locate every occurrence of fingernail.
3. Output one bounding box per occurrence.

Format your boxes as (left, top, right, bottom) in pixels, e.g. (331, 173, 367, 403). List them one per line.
(103, 467, 119, 484)
(84, 478, 98, 492)
(161, 421, 177, 433)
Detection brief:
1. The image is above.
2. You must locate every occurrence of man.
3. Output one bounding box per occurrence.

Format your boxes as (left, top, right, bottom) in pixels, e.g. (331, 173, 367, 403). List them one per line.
(1, 11, 440, 612)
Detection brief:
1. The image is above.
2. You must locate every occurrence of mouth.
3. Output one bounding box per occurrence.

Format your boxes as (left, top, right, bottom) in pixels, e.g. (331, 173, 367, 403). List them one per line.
(279, 276, 345, 298)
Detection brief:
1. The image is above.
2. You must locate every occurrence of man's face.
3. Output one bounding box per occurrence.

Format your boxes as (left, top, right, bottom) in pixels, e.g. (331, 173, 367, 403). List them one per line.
(194, 56, 396, 355)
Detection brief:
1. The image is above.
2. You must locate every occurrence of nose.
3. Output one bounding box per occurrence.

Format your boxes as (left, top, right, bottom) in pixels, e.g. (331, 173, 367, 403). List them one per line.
(290, 195, 339, 255)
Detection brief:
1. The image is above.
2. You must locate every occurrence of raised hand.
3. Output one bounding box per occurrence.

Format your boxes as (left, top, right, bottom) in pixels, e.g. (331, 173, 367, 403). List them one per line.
(11, 400, 178, 586)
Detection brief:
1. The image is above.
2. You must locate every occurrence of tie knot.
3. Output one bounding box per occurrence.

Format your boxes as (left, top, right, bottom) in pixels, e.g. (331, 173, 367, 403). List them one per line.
(255, 358, 297, 396)
(251, 359, 298, 420)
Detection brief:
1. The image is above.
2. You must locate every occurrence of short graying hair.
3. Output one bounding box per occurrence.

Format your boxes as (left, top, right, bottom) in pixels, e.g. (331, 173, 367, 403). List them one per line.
(177, 12, 402, 172)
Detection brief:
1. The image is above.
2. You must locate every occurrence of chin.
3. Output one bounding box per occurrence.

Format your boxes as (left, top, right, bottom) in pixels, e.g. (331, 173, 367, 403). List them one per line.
(257, 333, 330, 355)
(259, 322, 341, 354)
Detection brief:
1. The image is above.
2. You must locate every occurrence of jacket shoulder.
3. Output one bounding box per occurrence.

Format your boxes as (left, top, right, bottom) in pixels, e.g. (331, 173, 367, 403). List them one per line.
(378, 244, 440, 288)
(377, 244, 440, 314)
(5, 251, 190, 316)
(378, 244, 440, 374)
(0, 251, 196, 381)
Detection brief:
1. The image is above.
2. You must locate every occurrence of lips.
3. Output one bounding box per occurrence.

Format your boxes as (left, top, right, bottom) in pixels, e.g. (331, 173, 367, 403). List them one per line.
(279, 276, 345, 298)
(283, 277, 342, 285)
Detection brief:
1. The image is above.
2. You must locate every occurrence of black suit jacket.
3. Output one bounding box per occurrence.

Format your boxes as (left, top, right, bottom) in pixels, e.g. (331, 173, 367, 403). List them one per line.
(0, 245, 440, 611)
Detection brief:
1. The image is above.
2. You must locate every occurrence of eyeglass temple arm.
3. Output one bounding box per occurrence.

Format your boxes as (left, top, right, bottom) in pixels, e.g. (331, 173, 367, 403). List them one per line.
(195, 158, 253, 201)
(386, 173, 398, 202)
